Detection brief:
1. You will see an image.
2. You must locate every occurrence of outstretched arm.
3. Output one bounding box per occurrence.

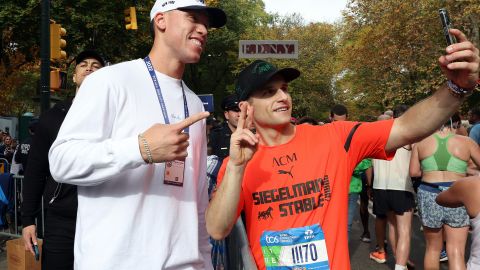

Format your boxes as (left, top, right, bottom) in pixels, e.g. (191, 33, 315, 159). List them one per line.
(435, 177, 480, 219)
(436, 179, 466, 208)
(437, 177, 480, 218)
(386, 29, 479, 152)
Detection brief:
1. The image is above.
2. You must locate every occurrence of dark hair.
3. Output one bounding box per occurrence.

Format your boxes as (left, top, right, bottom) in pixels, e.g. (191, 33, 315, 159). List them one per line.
(296, 116, 318, 126)
(393, 104, 409, 118)
(330, 104, 348, 118)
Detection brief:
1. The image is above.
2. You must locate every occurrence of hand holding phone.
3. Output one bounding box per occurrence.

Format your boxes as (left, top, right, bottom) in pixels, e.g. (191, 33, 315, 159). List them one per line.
(439, 8, 457, 46)
(33, 244, 40, 261)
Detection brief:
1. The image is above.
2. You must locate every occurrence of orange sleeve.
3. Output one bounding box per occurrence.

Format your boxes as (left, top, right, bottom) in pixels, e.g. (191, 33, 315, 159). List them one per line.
(346, 119, 396, 161)
(212, 157, 245, 218)
(329, 119, 395, 172)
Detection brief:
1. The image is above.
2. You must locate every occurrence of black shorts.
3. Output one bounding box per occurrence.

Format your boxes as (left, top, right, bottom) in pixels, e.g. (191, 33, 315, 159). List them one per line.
(373, 189, 414, 218)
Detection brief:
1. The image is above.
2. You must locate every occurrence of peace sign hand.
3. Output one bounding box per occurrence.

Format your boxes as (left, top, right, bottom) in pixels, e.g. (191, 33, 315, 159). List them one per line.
(139, 111, 209, 163)
(229, 102, 259, 167)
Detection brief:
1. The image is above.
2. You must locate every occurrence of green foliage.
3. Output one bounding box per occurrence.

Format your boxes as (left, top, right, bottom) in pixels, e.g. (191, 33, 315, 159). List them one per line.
(0, 0, 156, 116)
(2, 0, 479, 121)
(337, 0, 480, 119)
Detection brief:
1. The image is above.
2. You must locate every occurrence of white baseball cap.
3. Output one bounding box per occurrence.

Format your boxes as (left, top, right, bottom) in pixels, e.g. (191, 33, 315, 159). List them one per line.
(150, 0, 227, 28)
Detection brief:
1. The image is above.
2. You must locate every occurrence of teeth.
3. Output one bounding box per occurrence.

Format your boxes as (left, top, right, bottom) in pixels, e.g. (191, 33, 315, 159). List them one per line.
(275, 108, 287, 112)
(191, 39, 202, 47)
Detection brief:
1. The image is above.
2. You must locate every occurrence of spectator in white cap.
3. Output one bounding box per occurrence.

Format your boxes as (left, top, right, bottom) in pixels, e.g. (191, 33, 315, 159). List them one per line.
(48, 1, 226, 269)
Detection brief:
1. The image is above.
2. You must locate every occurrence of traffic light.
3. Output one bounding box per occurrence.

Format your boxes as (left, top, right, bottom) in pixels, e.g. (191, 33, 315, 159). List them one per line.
(50, 23, 67, 60)
(50, 69, 67, 91)
(125, 7, 138, 30)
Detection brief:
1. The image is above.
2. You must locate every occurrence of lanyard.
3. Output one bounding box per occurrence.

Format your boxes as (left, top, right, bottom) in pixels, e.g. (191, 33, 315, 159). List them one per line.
(144, 56, 190, 133)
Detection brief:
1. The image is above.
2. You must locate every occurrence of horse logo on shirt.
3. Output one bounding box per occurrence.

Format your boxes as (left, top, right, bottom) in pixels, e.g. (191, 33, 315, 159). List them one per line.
(258, 206, 274, 220)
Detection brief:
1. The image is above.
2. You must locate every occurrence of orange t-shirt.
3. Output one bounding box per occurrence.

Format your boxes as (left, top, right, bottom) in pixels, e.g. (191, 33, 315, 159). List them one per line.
(216, 120, 395, 270)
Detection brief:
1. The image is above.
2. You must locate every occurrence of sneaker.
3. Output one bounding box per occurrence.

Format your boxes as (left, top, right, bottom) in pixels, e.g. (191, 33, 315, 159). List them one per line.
(360, 232, 371, 243)
(370, 250, 387, 263)
(439, 249, 448, 262)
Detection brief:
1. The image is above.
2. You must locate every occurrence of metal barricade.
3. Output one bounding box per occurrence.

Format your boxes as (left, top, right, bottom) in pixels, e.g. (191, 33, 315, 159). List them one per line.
(0, 175, 45, 238)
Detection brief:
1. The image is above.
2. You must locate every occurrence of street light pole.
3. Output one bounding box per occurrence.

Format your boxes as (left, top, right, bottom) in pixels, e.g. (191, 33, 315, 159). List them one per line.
(40, 0, 50, 114)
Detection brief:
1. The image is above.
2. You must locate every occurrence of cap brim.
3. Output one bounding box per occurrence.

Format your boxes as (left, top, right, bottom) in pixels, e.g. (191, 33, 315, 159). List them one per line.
(75, 51, 105, 67)
(275, 68, 301, 83)
(224, 106, 240, 111)
(178, 6, 227, 28)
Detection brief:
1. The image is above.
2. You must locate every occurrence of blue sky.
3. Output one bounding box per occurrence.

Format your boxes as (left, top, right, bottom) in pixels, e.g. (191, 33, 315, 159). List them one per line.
(263, 0, 349, 23)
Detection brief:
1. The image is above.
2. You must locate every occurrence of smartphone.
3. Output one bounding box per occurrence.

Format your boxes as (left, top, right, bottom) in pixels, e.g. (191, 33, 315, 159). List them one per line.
(439, 8, 457, 46)
(33, 244, 40, 261)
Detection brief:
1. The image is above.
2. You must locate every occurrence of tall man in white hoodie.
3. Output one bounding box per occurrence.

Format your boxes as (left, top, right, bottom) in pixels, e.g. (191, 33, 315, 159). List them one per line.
(48, 1, 226, 269)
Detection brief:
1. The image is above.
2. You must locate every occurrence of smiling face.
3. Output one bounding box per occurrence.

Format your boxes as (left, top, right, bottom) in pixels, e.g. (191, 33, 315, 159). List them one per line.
(160, 9, 209, 64)
(3, 135, 11, 146)
(247, 75, 292, 129)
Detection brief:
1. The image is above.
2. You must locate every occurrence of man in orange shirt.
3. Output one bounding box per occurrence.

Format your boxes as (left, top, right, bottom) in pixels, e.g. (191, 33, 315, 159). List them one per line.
(206, 29, 479, 270)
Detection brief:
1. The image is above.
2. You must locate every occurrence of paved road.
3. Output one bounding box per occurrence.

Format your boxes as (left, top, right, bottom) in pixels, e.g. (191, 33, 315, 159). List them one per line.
(0, 204, 468, 269)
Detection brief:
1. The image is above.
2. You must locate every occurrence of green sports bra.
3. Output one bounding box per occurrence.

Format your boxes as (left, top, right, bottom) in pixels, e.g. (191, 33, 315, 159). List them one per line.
(420, 133, 468, 174)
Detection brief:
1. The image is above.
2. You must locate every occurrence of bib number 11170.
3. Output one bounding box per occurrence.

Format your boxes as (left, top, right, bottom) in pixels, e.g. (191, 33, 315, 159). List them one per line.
(291, 243, 318, 264)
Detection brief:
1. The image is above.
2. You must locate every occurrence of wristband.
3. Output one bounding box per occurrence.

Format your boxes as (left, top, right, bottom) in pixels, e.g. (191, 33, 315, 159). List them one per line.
(447, 80, 474, 98)
(138, 133, 153, 164)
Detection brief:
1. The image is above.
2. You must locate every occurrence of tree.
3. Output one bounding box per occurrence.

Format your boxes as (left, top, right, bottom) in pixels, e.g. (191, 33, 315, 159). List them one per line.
(336, 0, 480, 118)
(1, 0, 273, 117)
(1, 0, 156, 116)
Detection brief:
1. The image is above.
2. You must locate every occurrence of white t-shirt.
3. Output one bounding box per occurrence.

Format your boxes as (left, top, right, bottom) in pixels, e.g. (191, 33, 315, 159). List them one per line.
(49, 59, 211, 270)
(373, 147, 414, 192)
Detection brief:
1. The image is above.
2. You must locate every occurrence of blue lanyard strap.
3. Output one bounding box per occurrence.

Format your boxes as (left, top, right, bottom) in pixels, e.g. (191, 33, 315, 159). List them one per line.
(144, 56, 190, 133)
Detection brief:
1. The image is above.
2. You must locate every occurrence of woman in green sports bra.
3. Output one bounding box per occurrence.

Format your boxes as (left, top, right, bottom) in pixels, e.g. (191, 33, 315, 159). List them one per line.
(410, 113, 480, 270)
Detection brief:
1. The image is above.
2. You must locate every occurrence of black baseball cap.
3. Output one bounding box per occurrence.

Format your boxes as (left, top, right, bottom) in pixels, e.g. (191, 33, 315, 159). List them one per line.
(221, 94, 240, 111)
(235, 60, 300, 101)
(75, 50, 105, 67)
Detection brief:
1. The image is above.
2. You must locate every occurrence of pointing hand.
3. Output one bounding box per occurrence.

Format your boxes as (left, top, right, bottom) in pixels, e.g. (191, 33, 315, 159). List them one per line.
(139, 111, 209, 163)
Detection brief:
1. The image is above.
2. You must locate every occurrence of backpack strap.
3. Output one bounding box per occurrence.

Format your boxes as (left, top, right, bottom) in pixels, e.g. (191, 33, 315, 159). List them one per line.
(344, 123, 362, 152)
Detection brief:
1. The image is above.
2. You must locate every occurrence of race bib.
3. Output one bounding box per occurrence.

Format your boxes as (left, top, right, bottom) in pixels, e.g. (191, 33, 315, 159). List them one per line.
(260, 224, 329, 270)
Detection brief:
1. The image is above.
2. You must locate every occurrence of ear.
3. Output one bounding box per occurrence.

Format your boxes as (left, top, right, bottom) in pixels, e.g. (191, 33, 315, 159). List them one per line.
(72, 73, 77, 84)
(153, 12, 167, 32)
(224, 110, 229, 120)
